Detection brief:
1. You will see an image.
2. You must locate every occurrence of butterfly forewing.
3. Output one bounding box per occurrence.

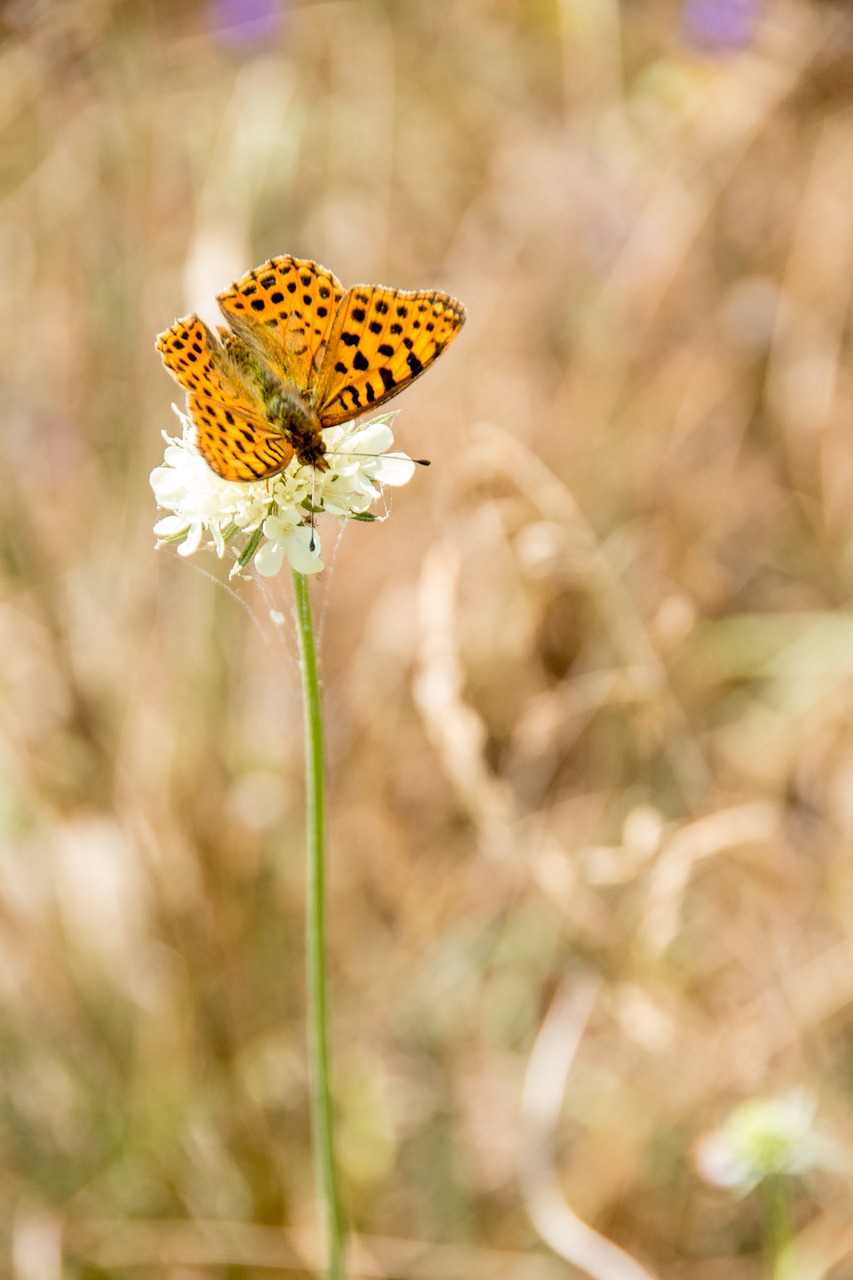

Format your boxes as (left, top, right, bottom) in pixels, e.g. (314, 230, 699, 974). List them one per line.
(217, 255, 345, 392)
(156, 316, 294, 482)
(313, 286, 466, 427)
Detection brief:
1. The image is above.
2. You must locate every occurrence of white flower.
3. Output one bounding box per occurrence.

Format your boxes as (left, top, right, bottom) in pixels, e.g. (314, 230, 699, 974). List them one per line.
(255, 514, 318, 577)
(694, 1091, 842, 1195)
(150, 407, 416, 576)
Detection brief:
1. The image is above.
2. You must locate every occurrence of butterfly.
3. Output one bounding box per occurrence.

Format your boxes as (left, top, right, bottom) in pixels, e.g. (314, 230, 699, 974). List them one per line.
(156, 255, 466, 483)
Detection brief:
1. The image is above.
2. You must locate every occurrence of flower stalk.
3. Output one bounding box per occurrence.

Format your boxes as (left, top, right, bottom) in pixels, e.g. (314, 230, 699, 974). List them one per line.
(151, 408, 419, 1280)
(762, 1174, 793, 1277)
(292, 568, 345, 1280)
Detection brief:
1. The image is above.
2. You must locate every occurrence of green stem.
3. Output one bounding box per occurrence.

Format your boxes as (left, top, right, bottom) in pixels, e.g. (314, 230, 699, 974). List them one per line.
(292, 568, 345, 1280)
(762, 1175, 793, 1279)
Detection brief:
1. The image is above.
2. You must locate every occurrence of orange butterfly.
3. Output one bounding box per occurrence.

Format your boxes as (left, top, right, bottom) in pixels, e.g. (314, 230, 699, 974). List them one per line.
(156, 255, 466, 483)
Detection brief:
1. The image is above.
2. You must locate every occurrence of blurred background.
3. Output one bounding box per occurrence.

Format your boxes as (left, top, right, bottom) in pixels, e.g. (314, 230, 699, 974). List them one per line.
(3, 0, 853, 1276)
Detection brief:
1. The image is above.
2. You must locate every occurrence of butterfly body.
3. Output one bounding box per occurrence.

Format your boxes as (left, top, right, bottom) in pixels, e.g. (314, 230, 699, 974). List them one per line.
(156, 255, 465, 484)
(216, 328, 330, 468)
(264, 382, 328, 471)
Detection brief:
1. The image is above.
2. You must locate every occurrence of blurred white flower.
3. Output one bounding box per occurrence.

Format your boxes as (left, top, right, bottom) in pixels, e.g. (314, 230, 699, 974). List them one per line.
(694, 1091, 842, 1195)
(150, 407, 416, 576)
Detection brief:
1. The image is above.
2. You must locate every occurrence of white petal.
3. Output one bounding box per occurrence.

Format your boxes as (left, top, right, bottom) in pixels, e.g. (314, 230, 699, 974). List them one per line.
(694, 1132, 753, 1192)
(153, 515, 189, 538)
(177, 522, 204, 557)
(372, 453, 416, 486)
(170, 402, 191, 427)
(262, 513, 289, 540)
(161, 444, 189, 467)
(254, 540, 286, 577)
(284, 527, 324, 574)
(352, 421, 395, 455)
(150, 468, 188, 504)
(323, 498, 360, 517)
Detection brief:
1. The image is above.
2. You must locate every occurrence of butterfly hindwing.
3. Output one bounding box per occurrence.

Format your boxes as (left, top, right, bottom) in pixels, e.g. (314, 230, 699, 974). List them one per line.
(188, 391, 294, 482)
(217, 255, 345, 392)
(156, 315, 293, 482)
(313, 285, 466, 427)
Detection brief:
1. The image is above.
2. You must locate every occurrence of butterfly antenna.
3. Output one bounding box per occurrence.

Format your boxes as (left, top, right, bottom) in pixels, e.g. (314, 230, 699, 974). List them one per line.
(309, 468, 317, 551)
(326, 450, 431, 467)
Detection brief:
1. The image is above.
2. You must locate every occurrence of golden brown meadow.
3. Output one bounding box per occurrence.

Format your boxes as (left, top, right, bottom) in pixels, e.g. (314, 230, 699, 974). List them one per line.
(2, 2, 853, 1276)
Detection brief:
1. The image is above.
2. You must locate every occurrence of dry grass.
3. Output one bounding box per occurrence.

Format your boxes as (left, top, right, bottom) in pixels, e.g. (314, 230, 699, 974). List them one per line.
(3, 1, 853, 1276)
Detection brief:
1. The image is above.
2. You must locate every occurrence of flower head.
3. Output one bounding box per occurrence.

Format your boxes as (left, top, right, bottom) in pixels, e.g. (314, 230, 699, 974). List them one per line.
(694, 1091, 841, 1195)
(150, 407, 416, 576)
(683, 0, 760, 50)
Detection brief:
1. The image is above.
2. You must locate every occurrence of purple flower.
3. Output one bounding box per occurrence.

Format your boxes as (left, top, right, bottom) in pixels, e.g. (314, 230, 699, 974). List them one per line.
(683, 0, 760, 51)
(207, 0, 284, 46)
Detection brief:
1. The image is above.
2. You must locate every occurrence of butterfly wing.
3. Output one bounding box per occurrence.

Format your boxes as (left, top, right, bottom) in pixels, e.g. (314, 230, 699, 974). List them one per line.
(156, 316, 293, 482)
(185, 391, 294, 483)
(313, 285, 466, 427)
(217, 255, 345, 393)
